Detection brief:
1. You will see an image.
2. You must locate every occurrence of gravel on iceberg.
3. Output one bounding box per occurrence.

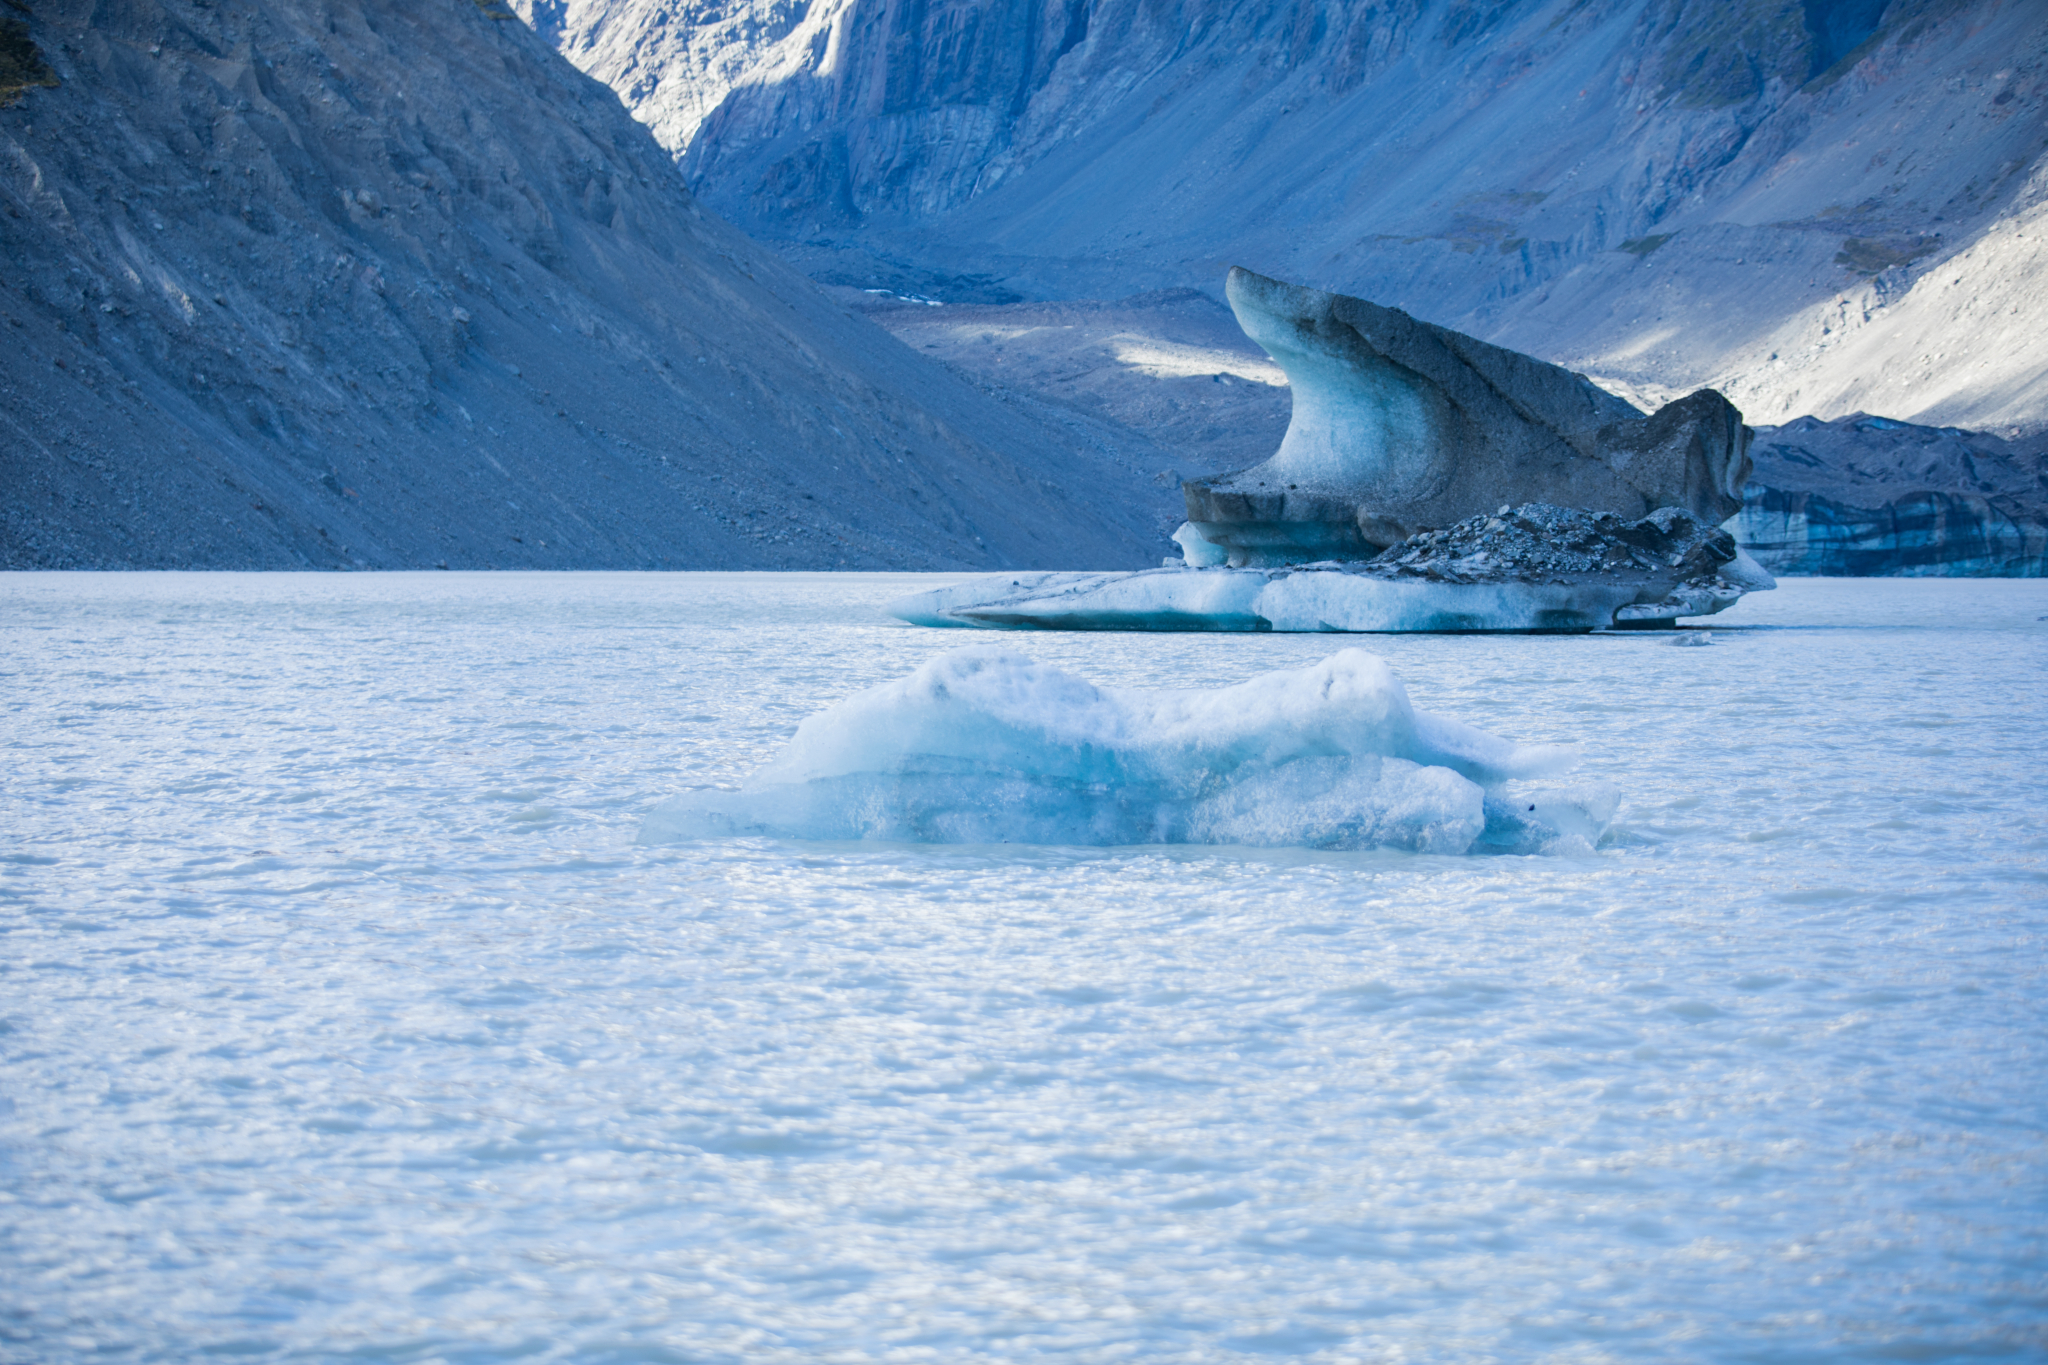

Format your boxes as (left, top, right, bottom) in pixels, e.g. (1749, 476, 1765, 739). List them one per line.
(641, 649, 1617, 854)
(891, 503, 1775, 632)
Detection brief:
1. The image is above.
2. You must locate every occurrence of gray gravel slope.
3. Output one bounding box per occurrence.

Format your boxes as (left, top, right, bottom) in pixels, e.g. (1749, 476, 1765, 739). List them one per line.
(0, 0, 1173, 569)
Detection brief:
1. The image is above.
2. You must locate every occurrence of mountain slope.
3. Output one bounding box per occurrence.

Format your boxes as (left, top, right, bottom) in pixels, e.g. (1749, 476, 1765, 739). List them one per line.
(0, 0, 1171, 570)
(520, 0, 2048, 435)
(1716, 160, 2048, 436)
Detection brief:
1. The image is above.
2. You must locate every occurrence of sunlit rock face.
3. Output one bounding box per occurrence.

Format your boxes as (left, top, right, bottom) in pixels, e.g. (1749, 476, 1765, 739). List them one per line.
(1182, 270, 1753, 567)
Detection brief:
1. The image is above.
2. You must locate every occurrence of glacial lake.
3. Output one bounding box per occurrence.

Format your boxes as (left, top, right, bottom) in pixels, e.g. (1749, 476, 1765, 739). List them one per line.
(3, 571, 2044, 1364)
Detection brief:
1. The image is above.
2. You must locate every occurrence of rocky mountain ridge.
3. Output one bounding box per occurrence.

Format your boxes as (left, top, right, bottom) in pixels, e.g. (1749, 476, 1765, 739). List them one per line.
(520, 0, 2048, 438)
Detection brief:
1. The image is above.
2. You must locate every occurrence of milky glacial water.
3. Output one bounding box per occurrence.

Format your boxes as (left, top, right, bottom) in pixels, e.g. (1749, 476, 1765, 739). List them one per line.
(3, 572, 2044, 1365)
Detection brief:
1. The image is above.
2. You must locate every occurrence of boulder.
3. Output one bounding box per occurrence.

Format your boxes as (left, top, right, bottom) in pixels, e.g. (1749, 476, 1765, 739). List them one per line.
(1182, 269, 1753, 566)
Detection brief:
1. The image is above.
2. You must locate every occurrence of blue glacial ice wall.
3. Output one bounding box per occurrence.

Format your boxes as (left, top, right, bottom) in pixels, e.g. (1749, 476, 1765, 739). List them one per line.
(1737, 487, 2048, 577)
(641, 649, 1616, 854)
(1734, 415, 2048, 576)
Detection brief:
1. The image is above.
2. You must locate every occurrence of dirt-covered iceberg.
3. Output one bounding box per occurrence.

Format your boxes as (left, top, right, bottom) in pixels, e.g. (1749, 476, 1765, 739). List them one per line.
(1180, 268, 1753, 568)
(885, 268, 1773, 633)
(640, 649, 1615, 854)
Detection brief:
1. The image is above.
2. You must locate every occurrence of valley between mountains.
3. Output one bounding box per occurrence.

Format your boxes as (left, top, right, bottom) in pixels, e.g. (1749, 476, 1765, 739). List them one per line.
(4, 0, 2043, 571)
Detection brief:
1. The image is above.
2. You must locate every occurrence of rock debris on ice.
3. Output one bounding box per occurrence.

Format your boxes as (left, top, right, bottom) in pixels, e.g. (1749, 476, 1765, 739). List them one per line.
(1357, 503, 1776, 626)
(898, 268, 1774, 634)
(894, 507, 1772, 634)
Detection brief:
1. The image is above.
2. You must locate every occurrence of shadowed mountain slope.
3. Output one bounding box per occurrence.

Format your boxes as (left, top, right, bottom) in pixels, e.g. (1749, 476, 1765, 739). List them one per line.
(0, 0, 1172, 569)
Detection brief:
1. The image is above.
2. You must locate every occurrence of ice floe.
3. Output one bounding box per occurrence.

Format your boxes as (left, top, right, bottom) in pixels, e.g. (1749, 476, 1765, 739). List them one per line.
(894, 503, 1774, 632)
(641, 648, 1616, 853)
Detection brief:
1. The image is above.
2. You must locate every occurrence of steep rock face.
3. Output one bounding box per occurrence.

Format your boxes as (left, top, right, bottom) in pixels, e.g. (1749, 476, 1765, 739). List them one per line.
(1182, 269, 1751, 565)
(525, 0, 2048, 434)
(518, 0, 822, 162)
(0, 0, 1168, 569)
(1736, 415, 2048, 575)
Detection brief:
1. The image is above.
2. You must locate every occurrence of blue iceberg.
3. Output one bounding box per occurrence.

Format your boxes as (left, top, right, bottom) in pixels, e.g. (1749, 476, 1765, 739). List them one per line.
(640, 649, 1616, 854)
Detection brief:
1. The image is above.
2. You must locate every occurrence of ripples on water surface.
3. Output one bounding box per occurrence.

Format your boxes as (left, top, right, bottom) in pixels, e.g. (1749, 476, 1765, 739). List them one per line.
(3, 572, 2044, 1364)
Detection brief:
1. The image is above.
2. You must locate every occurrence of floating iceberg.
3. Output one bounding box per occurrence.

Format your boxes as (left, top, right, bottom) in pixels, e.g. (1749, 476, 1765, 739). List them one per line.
(891, 504, 1775, 632)
(640, 649, 1616, 854)
(1184, 268, 1754, 566)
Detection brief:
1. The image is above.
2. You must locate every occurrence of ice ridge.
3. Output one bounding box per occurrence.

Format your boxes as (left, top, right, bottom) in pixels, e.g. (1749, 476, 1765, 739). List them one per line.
(641, 649, 1615, 854)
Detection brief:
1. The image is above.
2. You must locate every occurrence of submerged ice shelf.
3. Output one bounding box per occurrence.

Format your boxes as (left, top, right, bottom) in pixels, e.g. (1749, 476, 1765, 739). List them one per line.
(641, 648, 1616, 853)
(890, 566, 1678, 633)
(894, 503, 1774, 633)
